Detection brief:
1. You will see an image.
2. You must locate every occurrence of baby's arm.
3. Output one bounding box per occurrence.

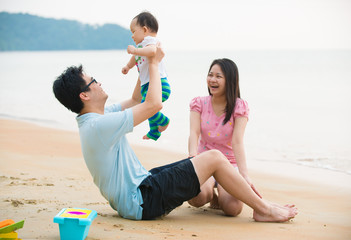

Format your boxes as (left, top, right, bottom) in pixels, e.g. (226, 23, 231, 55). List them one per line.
(127, 44, 157, 57)
(122, 55, 136, 75)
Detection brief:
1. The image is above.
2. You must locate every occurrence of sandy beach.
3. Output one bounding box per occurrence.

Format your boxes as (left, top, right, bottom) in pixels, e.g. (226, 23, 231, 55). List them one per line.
(1, 118, 351, 240)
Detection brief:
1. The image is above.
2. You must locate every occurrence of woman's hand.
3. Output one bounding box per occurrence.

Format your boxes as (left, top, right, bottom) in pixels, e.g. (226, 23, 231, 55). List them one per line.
(243, 175, 262, 198)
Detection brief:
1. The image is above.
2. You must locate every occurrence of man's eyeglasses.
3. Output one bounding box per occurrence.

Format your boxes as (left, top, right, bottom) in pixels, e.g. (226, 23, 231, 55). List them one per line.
(81, 78, 97, 92)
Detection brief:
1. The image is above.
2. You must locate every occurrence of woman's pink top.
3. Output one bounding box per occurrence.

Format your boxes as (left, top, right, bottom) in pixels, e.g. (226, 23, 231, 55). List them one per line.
(190, 96, 249, 165)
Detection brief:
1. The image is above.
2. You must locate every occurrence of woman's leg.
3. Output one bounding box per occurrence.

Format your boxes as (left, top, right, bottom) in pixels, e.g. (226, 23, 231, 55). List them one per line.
(188, 177, 216, 207)
(217, 184, 243, 216)
(190, 150, 298, 222)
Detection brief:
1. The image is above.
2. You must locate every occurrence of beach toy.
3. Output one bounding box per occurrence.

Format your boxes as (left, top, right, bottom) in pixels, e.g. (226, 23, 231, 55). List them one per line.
(53, 208, 97, 240)
(0, 219, 15, 229)
(0, 219, 24, 233)
(0, 231, 18, 239)
(0, 219, 24, 240)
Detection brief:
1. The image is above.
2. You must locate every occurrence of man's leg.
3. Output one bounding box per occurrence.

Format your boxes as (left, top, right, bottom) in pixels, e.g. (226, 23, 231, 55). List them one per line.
(149, 158, 189, 174)
(140, 158, 200, 219)
(188, 177, 215, 207)
(190, 150, 298, 222)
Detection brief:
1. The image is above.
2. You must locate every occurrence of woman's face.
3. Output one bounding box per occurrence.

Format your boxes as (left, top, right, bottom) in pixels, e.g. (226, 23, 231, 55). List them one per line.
(207, 64, 226, 96)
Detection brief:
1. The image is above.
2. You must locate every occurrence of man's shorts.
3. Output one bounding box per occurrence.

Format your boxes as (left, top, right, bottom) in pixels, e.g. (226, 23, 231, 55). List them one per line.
(139, 158, 201, 220)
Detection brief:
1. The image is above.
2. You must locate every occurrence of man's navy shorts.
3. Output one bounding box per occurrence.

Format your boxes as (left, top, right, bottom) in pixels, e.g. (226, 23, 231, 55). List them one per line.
(139, 158, 201, 220)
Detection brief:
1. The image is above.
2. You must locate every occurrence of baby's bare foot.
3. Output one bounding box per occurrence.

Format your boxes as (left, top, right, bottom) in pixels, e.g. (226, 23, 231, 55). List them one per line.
(143, 135, 150, 140)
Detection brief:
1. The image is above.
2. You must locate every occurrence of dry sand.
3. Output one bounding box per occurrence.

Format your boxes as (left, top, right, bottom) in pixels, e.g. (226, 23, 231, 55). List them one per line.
(1, 118, 350, 239)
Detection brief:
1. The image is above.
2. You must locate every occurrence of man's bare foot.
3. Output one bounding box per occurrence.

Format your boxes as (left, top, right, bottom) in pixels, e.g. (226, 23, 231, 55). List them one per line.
(158, 121, 170, 132)
(253, 202, 298, 222)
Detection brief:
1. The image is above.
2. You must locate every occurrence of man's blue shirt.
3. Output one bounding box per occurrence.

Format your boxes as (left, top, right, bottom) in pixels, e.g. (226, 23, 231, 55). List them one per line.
(76, 104, 150, 220)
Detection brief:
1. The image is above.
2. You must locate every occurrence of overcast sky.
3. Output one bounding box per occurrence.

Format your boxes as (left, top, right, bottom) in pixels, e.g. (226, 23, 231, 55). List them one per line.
(1, 0, 350, 50)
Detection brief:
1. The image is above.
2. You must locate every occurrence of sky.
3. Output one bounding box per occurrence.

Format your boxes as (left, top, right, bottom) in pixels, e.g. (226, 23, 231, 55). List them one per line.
(0, 0, 350, 50)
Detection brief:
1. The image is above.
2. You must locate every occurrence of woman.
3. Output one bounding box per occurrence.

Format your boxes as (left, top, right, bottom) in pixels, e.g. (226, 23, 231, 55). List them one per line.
(188, 58, 261, 216)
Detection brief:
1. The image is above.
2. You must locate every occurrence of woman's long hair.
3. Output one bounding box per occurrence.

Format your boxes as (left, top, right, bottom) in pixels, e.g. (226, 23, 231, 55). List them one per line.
(208, 58, 240, 125)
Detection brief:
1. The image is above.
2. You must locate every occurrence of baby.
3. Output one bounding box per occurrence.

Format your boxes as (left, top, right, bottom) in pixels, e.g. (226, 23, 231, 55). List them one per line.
(122, 11, 170, 141)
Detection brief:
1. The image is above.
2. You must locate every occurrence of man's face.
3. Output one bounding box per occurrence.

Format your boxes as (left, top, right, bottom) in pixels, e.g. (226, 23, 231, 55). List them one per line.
(82, 74, 108, 102)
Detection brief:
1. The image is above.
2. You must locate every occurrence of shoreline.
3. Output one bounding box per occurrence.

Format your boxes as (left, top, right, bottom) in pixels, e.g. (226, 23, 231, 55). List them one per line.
(1, 118, 351, 239)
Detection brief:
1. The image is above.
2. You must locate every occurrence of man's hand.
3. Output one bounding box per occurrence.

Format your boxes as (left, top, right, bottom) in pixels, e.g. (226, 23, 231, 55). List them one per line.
(149, 42, 164, 64)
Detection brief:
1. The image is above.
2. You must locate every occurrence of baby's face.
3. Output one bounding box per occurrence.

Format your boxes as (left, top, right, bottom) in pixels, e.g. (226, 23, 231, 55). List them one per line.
(130, 18, 145, 45)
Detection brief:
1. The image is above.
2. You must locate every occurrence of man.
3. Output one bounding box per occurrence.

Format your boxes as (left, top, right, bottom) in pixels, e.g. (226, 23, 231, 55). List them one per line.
(53, 45, 297, 221)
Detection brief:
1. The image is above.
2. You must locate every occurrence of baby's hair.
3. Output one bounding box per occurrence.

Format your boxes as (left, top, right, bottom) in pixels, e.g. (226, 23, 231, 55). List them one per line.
(134, 11, 158, 33)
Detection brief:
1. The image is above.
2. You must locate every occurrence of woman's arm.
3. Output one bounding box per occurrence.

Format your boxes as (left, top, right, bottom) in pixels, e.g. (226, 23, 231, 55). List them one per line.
(232, 117, 248, 177)
(188, 111, 201, 157)
(232, 117, 261, 197)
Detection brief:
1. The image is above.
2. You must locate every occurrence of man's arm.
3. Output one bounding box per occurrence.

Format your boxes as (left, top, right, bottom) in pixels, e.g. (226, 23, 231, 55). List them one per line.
(120, 77, 142, 110)
(131, 45, 164, 127)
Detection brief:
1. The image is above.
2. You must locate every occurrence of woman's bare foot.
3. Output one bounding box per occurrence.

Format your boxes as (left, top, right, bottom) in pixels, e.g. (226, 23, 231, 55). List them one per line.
(209, 189, 220, 209)
(158, 121, 170, 132)
(253, 202, 298, 222)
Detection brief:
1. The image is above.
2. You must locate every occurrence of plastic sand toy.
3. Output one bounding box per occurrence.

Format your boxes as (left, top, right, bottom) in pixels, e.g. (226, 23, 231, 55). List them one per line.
(53, 208, 97, 240)
(0, 219, 25, 240)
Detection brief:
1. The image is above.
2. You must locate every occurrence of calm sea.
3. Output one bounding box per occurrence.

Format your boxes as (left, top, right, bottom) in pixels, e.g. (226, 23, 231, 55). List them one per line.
(0, 50, 350, 174)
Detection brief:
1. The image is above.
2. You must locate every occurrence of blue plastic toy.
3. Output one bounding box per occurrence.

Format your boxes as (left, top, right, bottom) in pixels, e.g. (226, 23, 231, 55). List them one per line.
(53, 208, 97, 240)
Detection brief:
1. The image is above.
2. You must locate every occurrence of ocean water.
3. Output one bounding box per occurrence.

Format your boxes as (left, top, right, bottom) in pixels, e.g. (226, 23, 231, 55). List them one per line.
(0, 49, 350, 174)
